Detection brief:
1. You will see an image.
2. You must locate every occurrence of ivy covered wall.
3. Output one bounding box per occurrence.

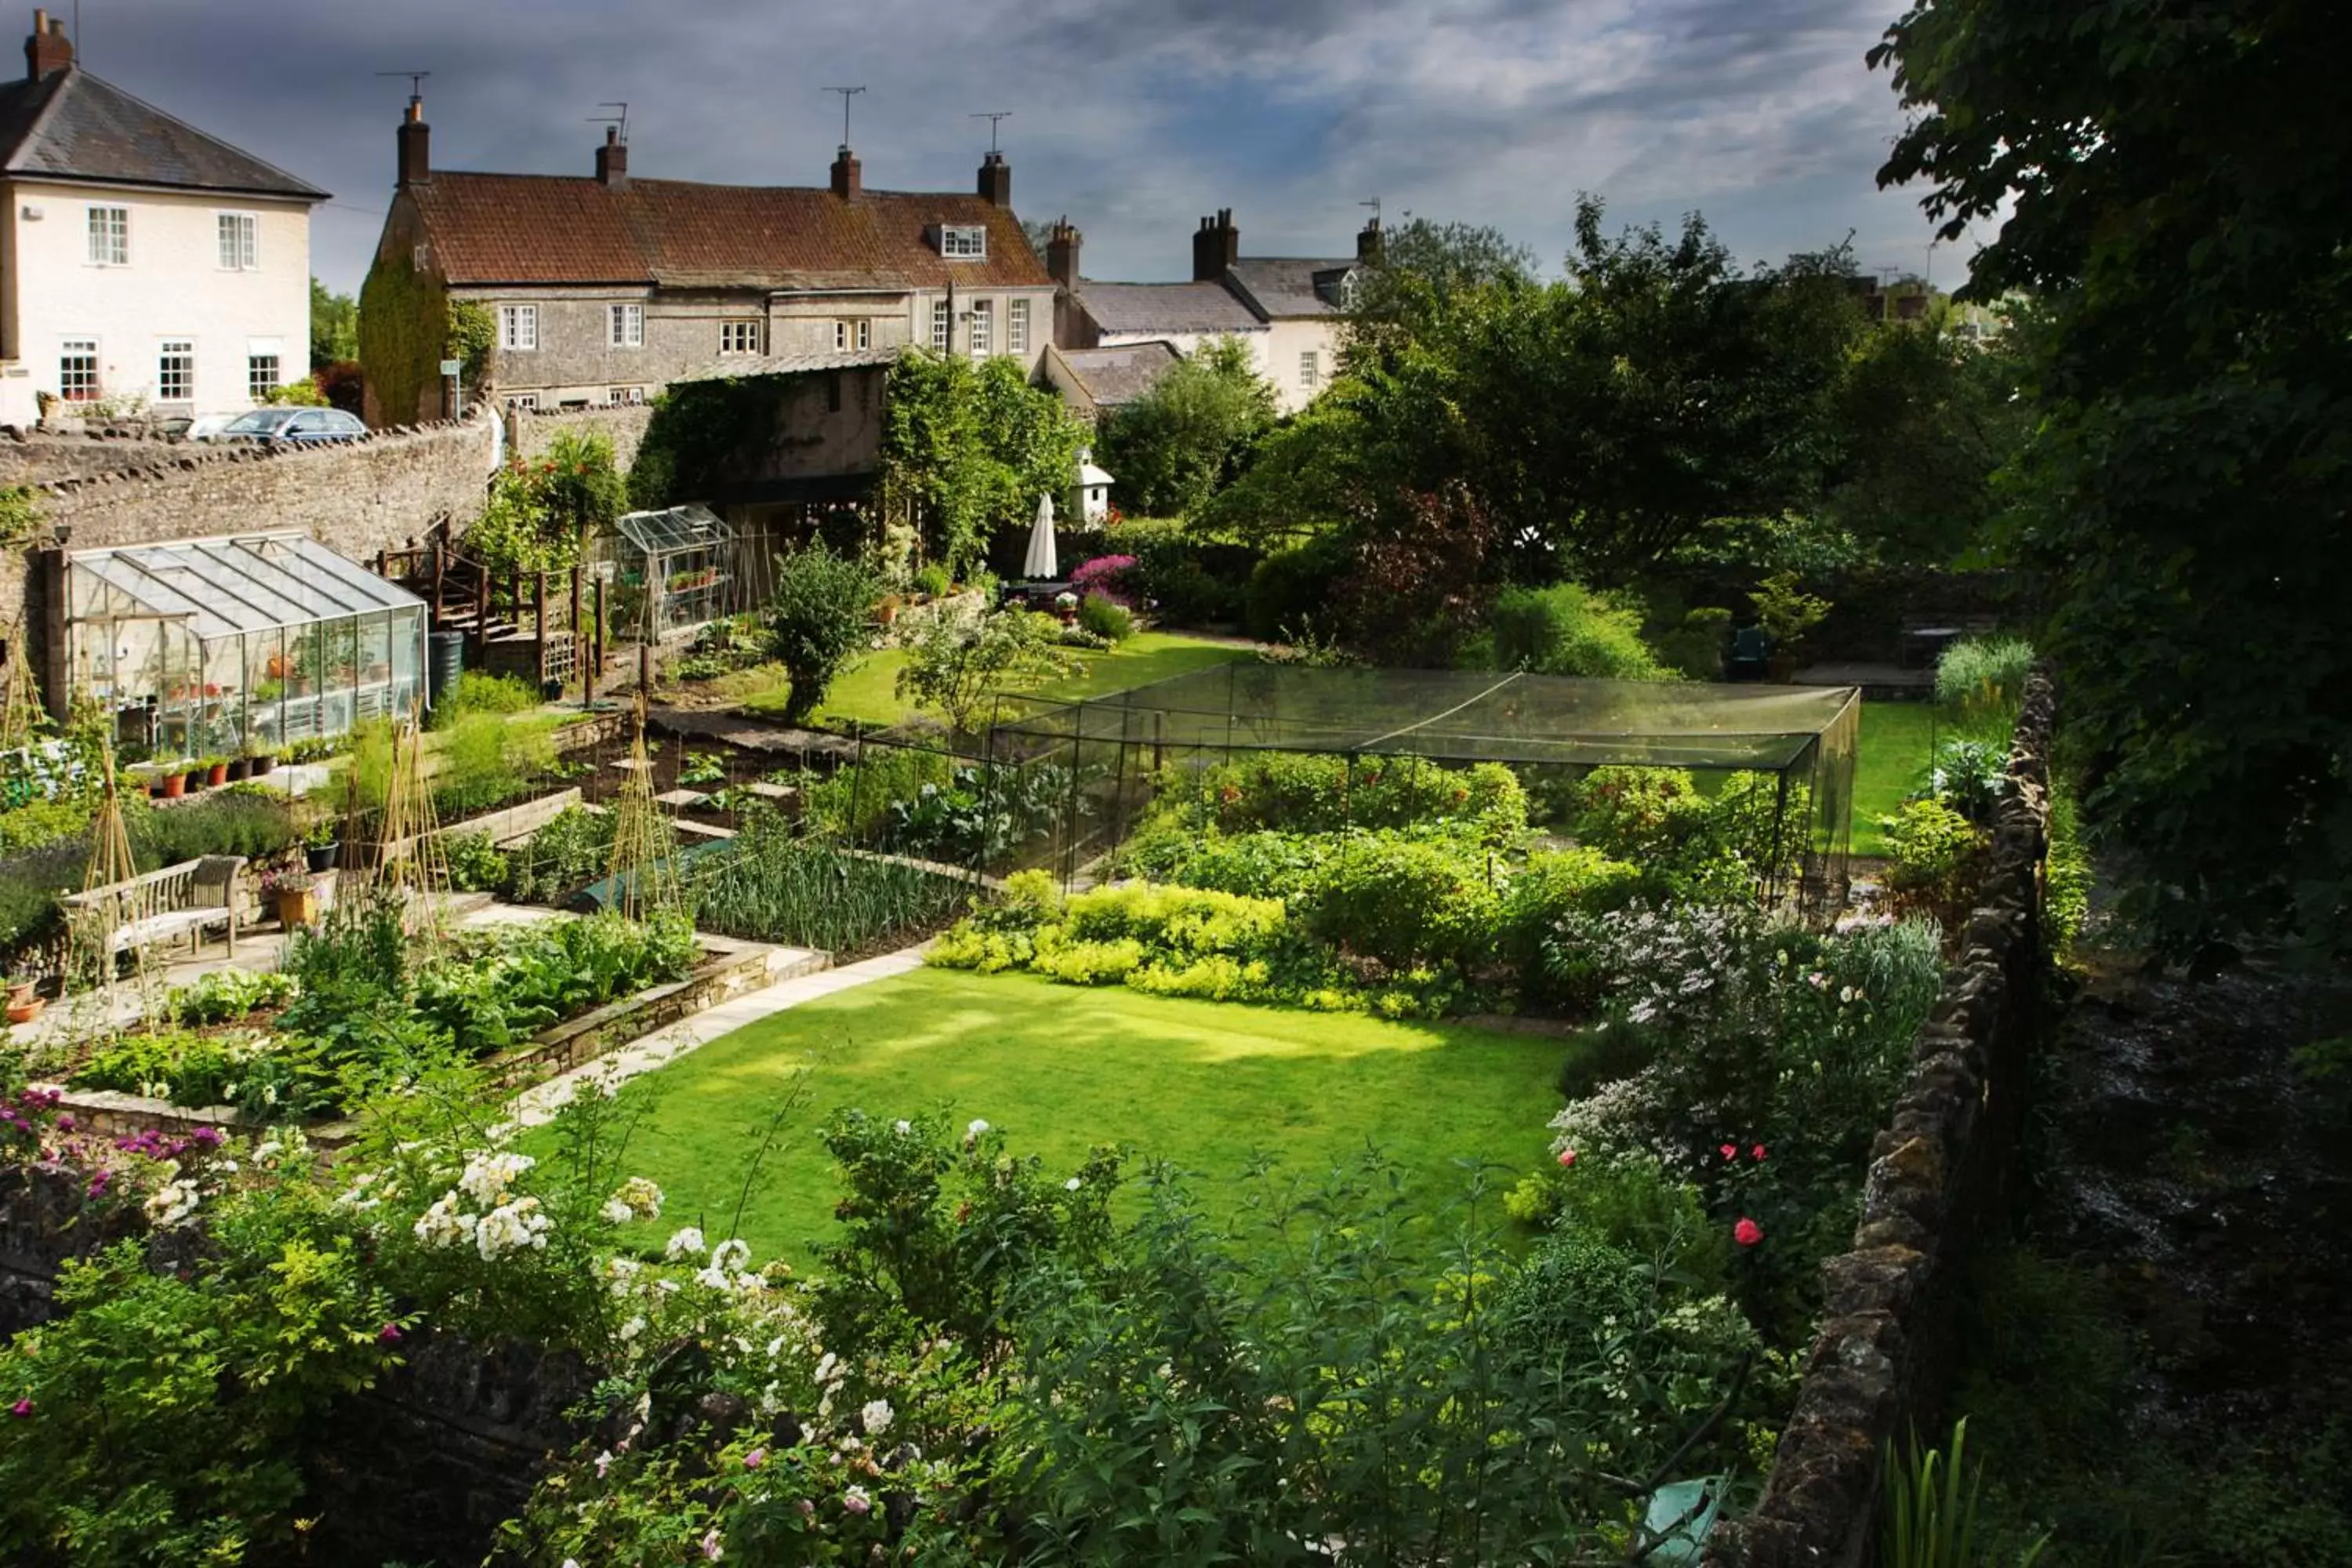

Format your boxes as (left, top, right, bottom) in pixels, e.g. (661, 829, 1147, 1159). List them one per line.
(358, 198, 448, 428)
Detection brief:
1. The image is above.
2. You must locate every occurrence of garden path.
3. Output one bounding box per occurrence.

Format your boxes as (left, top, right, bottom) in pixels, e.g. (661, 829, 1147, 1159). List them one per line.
(500, 941, 931, 1130)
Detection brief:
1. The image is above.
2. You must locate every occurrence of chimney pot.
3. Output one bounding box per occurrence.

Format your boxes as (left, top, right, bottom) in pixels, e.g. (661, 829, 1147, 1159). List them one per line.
(596, 125, 629, 189)
(1046, 217, 1082, 290)
(1192, 208, 1238, 282)
(978, 149, 1011, 207)
(25, 8, 71, 81)
(396, 96, 431, 189)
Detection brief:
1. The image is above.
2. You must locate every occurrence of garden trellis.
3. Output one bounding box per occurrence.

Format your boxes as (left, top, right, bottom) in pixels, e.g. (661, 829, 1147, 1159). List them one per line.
(983, 666, 1860, 913)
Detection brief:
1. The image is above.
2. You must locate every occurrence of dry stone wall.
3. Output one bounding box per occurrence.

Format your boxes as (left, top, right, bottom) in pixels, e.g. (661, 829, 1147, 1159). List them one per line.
(1708, 670, 2056, 1567)
(512, 401, 656, 474)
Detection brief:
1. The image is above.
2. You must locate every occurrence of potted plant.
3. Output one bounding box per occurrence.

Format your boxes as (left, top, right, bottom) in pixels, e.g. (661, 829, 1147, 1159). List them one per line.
(5, 974, 42, 1026)
(1054, 590, 1080, 626)
(183, 759, 210, 793)
(155, 763, 185, 800)
(263, 867, 317, 928)
(303, 819, 340, 872)
(249, 747, 277, 778)
(204, 754, 230, 789)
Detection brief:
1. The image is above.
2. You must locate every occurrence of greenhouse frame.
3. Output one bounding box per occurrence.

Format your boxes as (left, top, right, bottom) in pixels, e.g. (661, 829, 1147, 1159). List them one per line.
(62, 532, 429, 759)
(597, 505, 743, 643)
(982, 666, 1861, 912)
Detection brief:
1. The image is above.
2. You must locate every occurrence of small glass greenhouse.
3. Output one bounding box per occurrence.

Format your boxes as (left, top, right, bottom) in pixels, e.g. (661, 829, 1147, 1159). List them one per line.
(597, 505, 741, 643)
(65, 532, 428, 758)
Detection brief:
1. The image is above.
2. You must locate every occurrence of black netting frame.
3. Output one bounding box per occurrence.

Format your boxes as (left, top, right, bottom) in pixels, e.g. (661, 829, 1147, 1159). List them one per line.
(976, 666, 1860, 918)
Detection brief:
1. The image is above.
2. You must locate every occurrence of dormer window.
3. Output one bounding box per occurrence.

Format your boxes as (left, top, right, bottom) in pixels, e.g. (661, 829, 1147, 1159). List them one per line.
(940, 225, 988, 260)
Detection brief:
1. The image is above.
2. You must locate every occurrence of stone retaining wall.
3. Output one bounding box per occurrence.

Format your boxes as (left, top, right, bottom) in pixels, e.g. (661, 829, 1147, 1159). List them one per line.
(1708, 669, 2056, 1566)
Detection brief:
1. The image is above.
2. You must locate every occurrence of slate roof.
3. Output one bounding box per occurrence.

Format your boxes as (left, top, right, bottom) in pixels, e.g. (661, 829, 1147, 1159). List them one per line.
(1075, 279, 1265, 336)
(1054, 341, 1181, 409)
(0, 67, 325, 200)
(1224, 258, 1357, 319)
(412, 172, 1051, 291)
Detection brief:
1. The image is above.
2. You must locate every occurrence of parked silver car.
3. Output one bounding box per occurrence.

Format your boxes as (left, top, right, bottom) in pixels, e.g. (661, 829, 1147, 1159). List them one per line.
(207, 407, 367, 445)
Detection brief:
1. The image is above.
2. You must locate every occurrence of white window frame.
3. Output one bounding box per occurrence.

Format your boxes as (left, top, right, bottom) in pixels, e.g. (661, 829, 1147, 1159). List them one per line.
(86, 205, 127, 267)
(940, 225, 988, 260)
(608, 303, 643, 348)
(1007, 298, 1030, 354)
(499, 305, 538, 351)
(856, 318, 871, 351)
(609, 386, 646, 406)
(1299, 349, 1321, 389)
(930, 299, 950, 352)
(247, 352, 281, 402)
(157, 339, 195, 402)
(833, 320, 848, 352)
(506, 392, 539, 411)
(58, 339, 98, 401)
(719, 319, 763, 356)
(969, 298, 993, 358)
(216, 212, 259, 271)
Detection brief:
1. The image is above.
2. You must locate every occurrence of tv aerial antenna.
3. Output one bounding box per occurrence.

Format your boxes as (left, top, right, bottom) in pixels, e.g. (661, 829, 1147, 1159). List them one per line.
(375, 69, 431, 107)
(825, 85, 866, 147)
(971, 111, 1012, 151)
(586, 100, 629, 141)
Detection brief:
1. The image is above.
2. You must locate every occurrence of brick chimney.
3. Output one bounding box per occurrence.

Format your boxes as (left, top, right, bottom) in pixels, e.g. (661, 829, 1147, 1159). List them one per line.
(1357, 215, 1383, 264)
(595, 124, 628, 189)
(24, 8, 69, 81)
(830, 144, 862, 200)
(978, 150, 1011, 207)
(1192, 209, 1238, 282)
(396, 95, 430, 189)
(1045, 217, 1081, 290)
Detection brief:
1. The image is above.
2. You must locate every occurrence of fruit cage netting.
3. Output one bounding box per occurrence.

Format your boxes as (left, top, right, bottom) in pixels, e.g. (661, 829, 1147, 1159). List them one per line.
(978, 666, 1860, 915)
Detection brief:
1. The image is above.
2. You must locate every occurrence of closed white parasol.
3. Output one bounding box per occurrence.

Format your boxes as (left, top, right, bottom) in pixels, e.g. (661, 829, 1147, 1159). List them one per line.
(1022, 492, 1058, 580)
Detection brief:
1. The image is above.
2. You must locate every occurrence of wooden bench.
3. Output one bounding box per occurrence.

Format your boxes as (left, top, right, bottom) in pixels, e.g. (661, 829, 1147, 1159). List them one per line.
(63, 856, 245, 961)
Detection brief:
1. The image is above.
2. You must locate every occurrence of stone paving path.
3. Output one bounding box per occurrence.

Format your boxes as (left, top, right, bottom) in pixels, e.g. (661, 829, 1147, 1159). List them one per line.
(504, 941, 931, 1127)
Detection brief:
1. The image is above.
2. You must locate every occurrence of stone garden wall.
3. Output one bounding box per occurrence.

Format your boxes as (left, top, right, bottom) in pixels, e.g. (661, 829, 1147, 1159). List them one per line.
(1708, 669, 2056, 1566)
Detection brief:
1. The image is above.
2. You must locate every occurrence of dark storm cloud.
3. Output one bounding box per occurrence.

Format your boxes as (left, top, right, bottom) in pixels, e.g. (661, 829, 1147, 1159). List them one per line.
(59, 0, 1943, 291)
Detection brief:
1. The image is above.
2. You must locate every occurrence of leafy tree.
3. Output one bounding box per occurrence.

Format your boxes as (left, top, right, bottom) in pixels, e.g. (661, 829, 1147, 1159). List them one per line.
(879, 352, 1086, 579)
(1820, 314, 2033, 566)
(1211, 199, 1863, 586)
(463, 430, 626, 575)
(1872, 0, 2352, 960)
(310, 278, 358, 370)
(1342, 217, 1537, 365)
(766, 545, 882, 726)
(1094, 336, 1276, 517)
(895, 607, 1080, 734)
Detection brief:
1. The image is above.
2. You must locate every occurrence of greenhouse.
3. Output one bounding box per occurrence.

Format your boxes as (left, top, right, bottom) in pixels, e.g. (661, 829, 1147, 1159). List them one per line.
(63, 532, 428, 758)
(597, 505, 743, 642)
(983, 665, 1861, 911)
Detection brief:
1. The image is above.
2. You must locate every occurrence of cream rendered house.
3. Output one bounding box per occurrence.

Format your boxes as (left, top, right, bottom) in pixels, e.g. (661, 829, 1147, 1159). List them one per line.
(0, 10, 325, 427)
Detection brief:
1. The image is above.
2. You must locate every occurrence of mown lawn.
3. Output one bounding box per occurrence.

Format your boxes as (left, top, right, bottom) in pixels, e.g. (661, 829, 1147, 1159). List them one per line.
(714, 630, 1249, 730)
(552, 967, 1569, 1265)
(1852, 699, 1941, 856)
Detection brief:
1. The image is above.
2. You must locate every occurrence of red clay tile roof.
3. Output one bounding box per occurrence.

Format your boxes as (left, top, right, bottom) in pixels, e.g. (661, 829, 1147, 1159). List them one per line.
(412, 172, 1050, 291)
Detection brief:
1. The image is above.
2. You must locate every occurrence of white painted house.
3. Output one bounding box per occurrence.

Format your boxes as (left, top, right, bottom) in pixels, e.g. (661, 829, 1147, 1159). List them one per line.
(0, 11, 325, 427)
(1047, 209, 1373, 416)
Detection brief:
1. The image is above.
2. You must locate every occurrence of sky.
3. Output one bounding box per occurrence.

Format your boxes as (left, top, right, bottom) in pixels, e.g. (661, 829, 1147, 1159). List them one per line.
(64, 0, 1962, 296)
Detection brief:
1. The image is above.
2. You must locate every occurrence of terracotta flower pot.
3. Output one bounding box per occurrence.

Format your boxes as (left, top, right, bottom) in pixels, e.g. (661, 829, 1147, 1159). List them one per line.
(158, 771, 185, 800)
(5, 997, 42, 1026)
(205, 762, 229, 787)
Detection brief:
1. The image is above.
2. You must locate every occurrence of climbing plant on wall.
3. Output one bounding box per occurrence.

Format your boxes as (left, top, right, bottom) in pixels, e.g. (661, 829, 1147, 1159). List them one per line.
(355, 248, 446, 426)
(626, 376, 797, 513)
